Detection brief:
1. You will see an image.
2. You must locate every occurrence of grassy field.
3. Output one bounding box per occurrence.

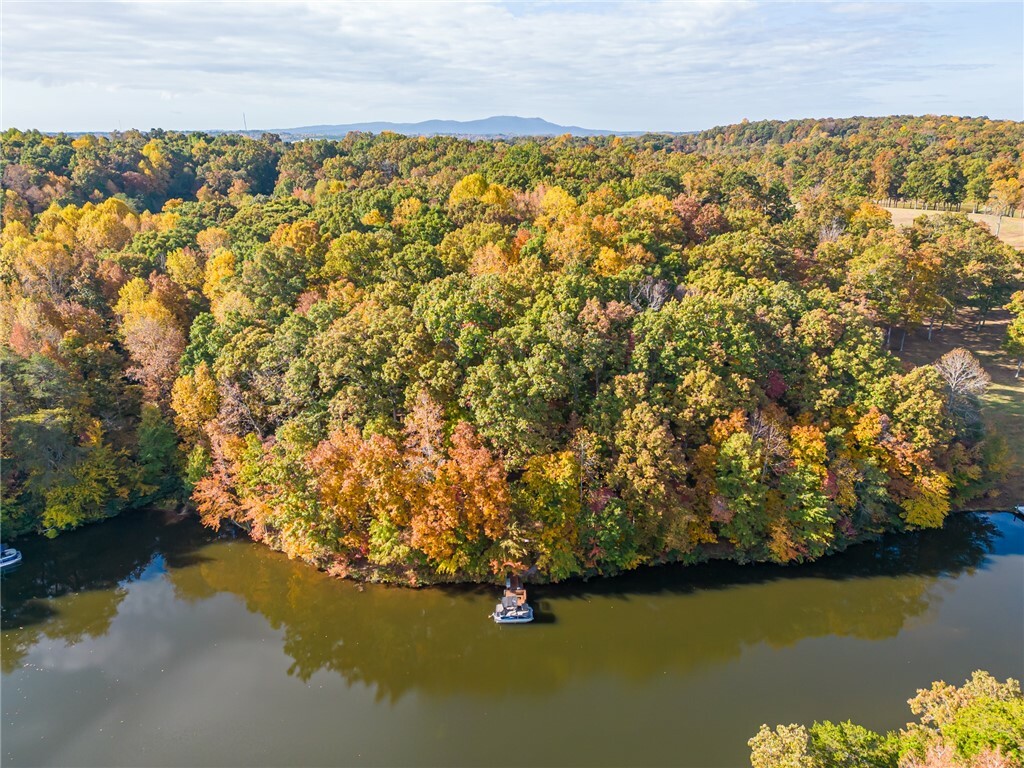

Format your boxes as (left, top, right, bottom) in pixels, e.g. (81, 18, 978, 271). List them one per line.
(883, 206, 1024, 250)
(896, 310, 1023, 509)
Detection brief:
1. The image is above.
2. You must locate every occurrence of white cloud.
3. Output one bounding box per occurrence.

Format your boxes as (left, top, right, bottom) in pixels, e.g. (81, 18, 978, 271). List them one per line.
(1, 0, 1020, 131)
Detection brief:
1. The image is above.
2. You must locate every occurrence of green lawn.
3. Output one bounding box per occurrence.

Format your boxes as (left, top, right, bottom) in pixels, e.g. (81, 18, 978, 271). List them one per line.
(895, 310, 1023, 509)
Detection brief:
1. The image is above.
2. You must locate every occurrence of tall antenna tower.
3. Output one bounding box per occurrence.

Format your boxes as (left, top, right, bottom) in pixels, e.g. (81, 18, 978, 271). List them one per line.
(243, 113, 248, 132)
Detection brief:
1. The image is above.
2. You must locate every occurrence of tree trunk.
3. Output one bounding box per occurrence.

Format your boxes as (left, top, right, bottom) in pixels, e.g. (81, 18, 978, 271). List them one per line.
(886, 325, 892, 348)
(899, 329, 907, 352)
(1017, 358, 1022, 379)
(928, 318, 934, 341)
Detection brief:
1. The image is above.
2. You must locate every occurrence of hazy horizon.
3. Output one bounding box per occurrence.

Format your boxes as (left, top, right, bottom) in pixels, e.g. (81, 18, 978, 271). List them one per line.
(4, 111, 1024, 138)
(2, 0, 1022, 134)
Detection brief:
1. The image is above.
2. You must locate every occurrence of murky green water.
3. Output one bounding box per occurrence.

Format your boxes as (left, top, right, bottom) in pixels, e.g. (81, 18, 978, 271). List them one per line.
(2, 510, 1022, 767)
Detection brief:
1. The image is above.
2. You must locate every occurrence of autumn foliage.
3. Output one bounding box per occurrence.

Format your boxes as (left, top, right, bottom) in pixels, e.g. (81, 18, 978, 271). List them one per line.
(2, 118, 1021, 577)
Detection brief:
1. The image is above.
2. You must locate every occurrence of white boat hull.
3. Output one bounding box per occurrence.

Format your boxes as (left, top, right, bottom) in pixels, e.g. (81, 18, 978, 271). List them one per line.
(0, 549, 22, 572)
(492, 606, 534, 624)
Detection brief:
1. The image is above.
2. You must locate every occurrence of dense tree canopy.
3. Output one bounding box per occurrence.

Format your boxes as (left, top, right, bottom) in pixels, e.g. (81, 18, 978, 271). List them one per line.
(749, 671, 1024, 768)
(2, 116, 1021, 580)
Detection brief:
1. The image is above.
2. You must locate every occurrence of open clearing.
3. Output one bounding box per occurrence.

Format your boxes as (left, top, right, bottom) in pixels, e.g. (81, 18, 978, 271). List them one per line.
(883, 205, 1024, 250)
(896, 310, 1024, 508)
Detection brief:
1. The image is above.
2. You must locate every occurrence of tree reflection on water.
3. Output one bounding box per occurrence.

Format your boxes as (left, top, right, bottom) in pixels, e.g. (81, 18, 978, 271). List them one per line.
(1, 510, 1017, 699)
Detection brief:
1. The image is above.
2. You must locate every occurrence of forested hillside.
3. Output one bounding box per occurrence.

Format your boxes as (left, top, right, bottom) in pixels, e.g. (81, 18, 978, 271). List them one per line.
(2, 116, 1022, 583)
(690, 116, 1024, 211)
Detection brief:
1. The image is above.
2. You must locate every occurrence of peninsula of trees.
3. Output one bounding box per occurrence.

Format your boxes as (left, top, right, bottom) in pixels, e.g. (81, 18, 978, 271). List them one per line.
(2, 115, 1022, 583)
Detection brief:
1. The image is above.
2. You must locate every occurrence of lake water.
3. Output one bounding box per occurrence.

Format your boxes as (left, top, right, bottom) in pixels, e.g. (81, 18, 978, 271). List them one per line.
(2, 510, 1022, 767)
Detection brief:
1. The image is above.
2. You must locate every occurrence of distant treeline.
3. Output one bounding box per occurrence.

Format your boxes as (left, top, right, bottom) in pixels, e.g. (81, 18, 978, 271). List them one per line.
(4, 115, 1022, 217)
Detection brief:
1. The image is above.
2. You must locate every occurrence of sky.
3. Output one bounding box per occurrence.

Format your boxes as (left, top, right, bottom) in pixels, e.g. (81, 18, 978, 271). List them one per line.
(1, 0, 1022, 133)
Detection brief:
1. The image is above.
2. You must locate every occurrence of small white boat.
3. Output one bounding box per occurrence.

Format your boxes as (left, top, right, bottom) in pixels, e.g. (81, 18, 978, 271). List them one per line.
(0, 544, 23, 573)
(492, 575, 534, 624)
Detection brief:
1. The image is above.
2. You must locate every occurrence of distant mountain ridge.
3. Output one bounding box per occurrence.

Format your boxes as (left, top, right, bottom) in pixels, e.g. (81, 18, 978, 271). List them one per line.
(266, 115, 653, 138)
